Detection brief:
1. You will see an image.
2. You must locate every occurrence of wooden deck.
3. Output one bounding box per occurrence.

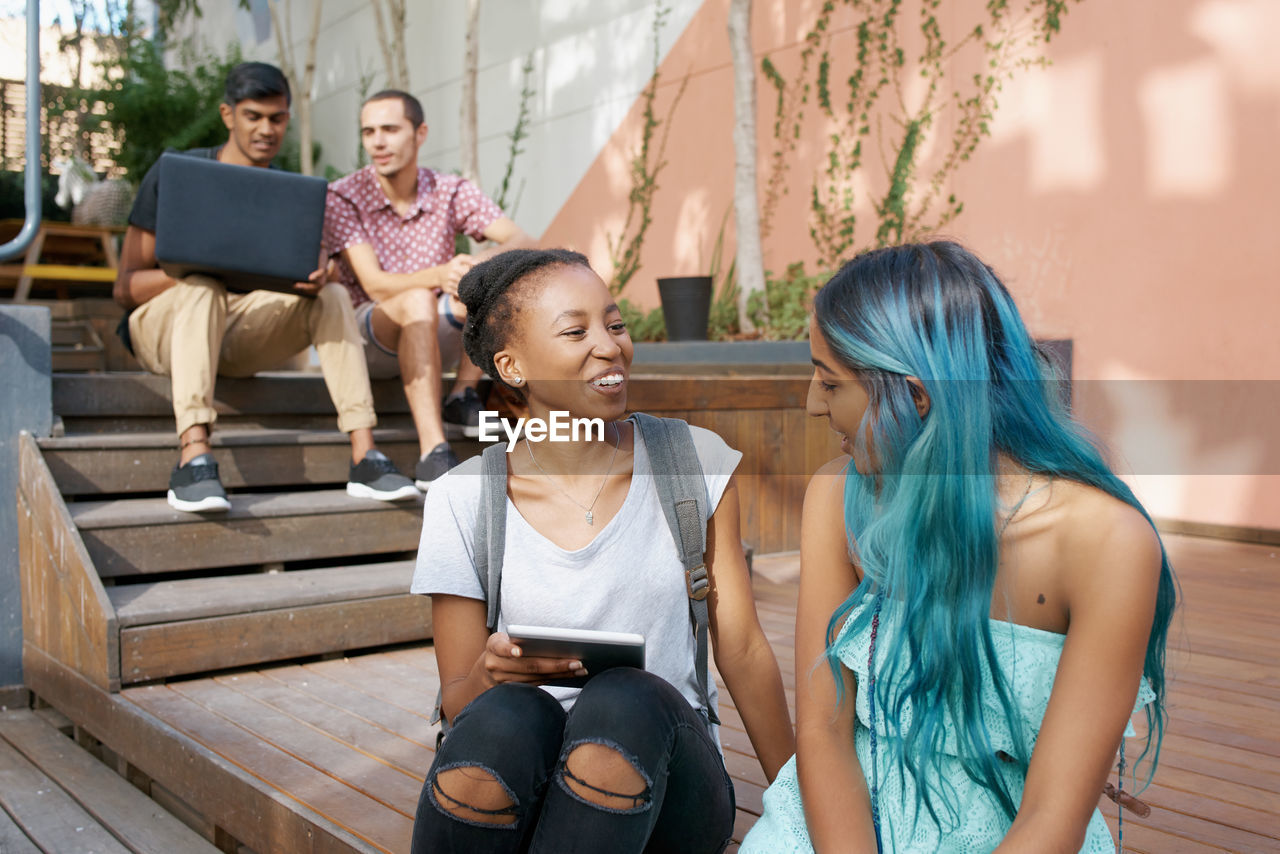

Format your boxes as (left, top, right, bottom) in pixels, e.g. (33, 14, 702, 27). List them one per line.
(14, 532, 1279, 852)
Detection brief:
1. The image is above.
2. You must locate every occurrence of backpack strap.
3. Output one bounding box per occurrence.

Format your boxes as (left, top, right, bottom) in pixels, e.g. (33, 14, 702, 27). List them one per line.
(632, 413, 720, 725)
(477, 442, 511, 633)
(430, 443, 509, 736)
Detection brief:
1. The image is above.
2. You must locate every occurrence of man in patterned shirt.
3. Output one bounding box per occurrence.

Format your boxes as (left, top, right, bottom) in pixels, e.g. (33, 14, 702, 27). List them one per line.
(115, 63, 419, 513)
(325, 90, 532, 488)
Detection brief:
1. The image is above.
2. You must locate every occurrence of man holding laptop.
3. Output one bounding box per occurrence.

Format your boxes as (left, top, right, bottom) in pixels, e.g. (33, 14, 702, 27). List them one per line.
(114, 62, 418, 513)
(324, 90, 533, 489)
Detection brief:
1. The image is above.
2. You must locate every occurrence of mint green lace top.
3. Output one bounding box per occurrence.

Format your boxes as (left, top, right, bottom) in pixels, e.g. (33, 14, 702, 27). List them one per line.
(743, 592, 1155, 853)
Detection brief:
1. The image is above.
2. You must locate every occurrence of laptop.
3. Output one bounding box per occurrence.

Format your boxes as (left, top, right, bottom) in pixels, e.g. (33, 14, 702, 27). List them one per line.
(154, 152, 328, 294)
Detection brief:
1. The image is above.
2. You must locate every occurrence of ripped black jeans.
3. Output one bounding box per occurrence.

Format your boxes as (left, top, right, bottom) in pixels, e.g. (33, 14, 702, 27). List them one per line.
(410, 667, 735, 853)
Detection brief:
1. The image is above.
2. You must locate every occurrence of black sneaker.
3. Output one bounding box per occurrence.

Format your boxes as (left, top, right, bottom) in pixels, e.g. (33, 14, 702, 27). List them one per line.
(347, 450, 420, 501)
(167, 453, 231, 513)
(443, 387, 483, 439)
(415, 442, 461, 490)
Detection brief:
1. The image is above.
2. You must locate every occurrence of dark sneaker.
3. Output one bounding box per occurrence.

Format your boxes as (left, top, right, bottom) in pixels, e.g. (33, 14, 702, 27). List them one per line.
(167, 453, 231, 513)
(415, 442, 461, 490)
(443, 387, 483, 439)
(347, 450, 420, 501)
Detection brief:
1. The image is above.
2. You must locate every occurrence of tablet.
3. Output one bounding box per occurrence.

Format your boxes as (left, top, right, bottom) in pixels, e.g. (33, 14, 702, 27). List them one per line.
(506, 625, 645, 687)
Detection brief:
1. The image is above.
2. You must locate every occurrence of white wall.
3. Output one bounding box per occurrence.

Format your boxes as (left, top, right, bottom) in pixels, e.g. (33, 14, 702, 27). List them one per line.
(169, 0, 703, 237)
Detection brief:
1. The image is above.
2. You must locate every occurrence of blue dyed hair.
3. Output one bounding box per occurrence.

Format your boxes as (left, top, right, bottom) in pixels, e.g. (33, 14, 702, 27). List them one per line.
(816, 241, 1176, 827)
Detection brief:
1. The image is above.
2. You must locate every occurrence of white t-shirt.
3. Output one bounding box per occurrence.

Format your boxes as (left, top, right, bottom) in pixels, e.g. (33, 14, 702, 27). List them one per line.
(410, 420, 742, 720)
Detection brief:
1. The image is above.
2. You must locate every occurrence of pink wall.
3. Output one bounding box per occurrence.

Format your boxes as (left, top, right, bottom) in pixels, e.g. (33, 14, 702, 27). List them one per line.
(540, 0, 1280, 531)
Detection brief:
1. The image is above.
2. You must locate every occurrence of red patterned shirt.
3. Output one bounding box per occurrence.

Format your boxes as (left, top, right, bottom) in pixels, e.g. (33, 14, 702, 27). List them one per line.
(324, 165, 503, 307)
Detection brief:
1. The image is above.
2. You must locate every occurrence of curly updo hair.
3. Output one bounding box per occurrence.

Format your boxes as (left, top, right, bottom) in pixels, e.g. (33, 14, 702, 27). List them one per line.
(458, 248, 593, 392)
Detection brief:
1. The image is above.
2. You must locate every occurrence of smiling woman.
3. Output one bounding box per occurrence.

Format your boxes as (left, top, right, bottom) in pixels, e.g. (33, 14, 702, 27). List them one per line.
(407, 248, 795, 853)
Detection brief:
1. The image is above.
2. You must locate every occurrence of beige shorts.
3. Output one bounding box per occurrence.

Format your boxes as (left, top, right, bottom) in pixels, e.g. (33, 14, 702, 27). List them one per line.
(354, 293, 464, 380)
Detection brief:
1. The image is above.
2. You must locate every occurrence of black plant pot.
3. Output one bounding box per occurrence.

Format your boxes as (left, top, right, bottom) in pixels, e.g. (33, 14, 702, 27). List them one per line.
(657, 275, 713, 341)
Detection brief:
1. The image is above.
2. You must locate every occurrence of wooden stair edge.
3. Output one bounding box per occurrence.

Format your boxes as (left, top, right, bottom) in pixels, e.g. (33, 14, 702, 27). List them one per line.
(38, 426, 423, 450)
(48, 370, 817, 420)
(23, 647, 381, 854)
(119, 594, 434, 684)
(17, 432, 120, 692)
(108, 559, 420, 627)
(39, 428, 456, 498)
(70, 487, 425, 530)
(52, 372, 417, 419)
(0, 709, 222, 853)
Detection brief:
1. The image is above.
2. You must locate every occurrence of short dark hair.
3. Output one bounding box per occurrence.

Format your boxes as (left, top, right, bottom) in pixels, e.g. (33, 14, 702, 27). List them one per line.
(224, 62, 291, 107)
(458, 249, 593, 393)
(363, 89, 425, 129)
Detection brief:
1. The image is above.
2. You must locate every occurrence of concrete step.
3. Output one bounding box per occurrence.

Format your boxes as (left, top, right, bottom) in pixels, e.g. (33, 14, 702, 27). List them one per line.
(50, 319, 107, 373)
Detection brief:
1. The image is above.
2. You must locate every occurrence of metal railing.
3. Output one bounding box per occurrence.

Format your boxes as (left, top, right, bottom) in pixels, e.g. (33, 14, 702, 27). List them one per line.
(0, 0, 42, 262)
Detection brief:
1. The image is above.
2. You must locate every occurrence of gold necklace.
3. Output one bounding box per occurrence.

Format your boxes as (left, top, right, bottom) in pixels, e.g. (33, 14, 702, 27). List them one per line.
(525, 423, 620, 525)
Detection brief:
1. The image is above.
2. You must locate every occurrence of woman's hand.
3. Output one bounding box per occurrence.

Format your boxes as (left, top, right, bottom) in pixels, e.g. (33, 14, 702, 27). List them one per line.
(794, 458, 879, 853)
(433, 596, 594, 721)
(704, 477, 795, 782)
(480, 631, 588, 686)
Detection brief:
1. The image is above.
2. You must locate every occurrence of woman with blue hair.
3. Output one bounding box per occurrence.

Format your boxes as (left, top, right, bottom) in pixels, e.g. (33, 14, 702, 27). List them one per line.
(743, 242, 1177, 853)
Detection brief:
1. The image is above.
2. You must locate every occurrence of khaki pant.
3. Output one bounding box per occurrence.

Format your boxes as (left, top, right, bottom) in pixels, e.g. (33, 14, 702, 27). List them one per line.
(129, 275, 378, 435)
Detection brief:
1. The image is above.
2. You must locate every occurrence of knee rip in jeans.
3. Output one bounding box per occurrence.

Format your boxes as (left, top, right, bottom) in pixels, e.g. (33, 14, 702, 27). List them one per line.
(558, 741, 652, 815)
(429, 764, 519, 828)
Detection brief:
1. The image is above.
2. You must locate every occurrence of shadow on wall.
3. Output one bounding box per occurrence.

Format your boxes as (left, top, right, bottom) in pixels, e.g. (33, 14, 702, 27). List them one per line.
(953, 0, 1280, 529)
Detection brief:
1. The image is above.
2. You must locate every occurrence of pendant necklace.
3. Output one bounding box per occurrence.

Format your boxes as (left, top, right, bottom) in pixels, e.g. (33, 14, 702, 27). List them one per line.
(525, 422, 620, 525)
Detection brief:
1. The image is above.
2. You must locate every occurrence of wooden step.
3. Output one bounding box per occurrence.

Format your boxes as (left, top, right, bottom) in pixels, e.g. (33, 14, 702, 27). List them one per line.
(106, 561, 432, 683)
(24, 648, 381, 853)
(53, 372, 415, 419)
(71, 489, 424, 578)
(0, 708, 220, 853)
(40, 428, 433, 496)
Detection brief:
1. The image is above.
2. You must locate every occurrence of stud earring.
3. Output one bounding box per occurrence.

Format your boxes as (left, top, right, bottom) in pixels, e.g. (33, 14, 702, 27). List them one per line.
(512, 375, 523, 386)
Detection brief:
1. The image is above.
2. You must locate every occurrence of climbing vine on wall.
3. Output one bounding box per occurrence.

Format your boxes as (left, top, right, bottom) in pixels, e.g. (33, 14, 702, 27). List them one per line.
(606, 1, 689, 297)
(760, 0, 1077, 270)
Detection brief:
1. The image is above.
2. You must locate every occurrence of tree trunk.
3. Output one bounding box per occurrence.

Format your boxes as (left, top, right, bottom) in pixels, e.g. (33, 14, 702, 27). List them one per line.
(460, 0, 481, 186)
(369, 0, 394, 87)
(391, 0, 408, 90)
(299, 0, 323, 176)
(369, 0, 408, 90)
(728, 0, 764, 330)
(268, 0, 321, 175)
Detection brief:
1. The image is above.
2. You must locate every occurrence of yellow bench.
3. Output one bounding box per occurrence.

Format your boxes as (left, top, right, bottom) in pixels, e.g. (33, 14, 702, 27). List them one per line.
(0, 220, 123, 301)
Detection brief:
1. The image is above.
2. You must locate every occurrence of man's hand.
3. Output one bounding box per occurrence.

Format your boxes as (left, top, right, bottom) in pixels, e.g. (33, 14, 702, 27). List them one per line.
(292, 264, 329, 297)
(440, 254, 476, 295)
